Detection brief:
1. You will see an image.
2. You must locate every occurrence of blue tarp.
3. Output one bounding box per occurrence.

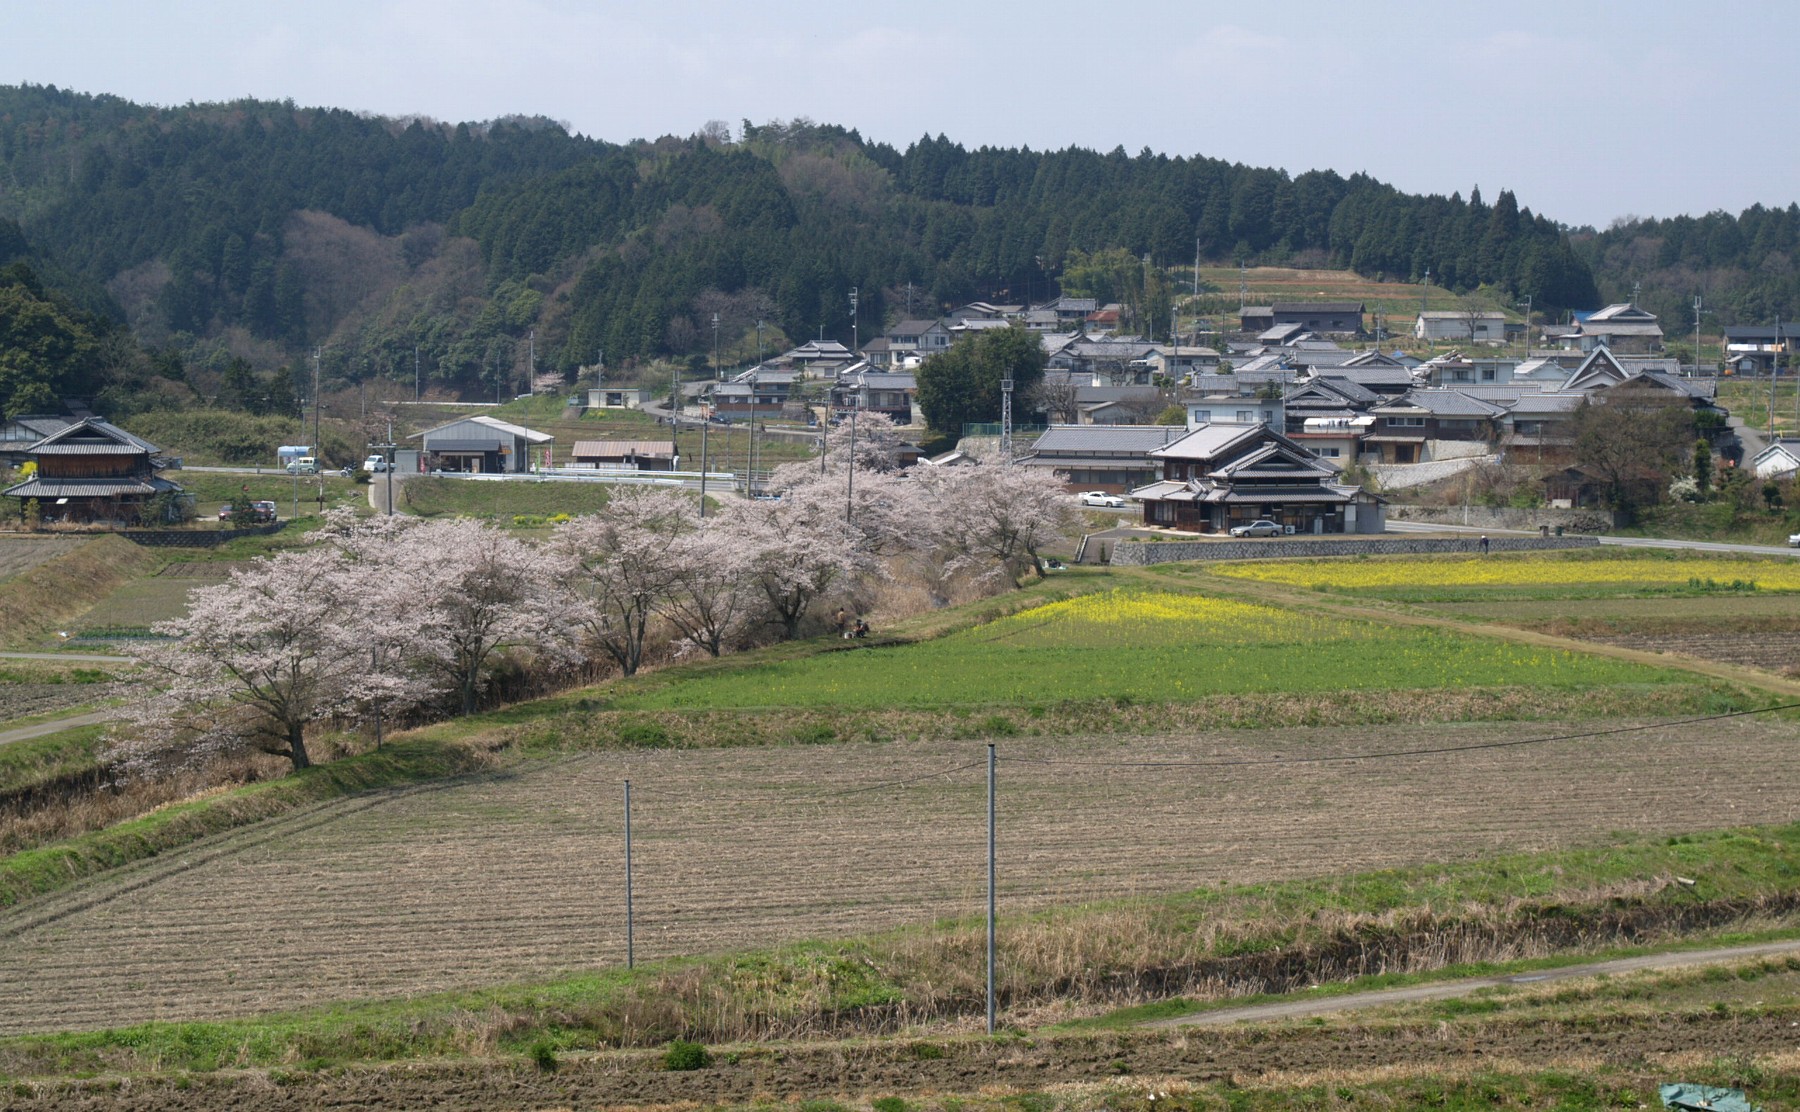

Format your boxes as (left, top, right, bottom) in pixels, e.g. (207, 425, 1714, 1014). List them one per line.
(1660, 1083, 1759, 1112)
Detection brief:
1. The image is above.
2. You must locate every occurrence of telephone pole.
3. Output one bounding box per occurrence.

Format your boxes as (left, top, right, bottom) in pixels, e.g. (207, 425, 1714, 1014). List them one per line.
(999, 374, 1014, 464)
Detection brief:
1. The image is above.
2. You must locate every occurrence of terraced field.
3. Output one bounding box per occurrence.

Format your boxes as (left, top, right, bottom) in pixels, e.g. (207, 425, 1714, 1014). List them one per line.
(5, 715, 1799, 1036)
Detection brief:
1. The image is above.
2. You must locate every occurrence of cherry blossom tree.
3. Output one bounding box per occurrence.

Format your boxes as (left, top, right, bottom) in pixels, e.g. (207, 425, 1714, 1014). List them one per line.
(555, 488, 689, 676)
(928, 463, 1080, 585)
(122, 547, 370, 772)
(397, 517, 582, 713)
(657, 522, 762, 656)
(720, 482, 865, 639)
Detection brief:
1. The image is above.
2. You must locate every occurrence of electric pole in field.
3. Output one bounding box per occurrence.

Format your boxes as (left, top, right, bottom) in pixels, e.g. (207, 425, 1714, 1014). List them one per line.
(623, 780, 634, 970)
(849, 286, 859, 358)
(986, 743, 997, 1035)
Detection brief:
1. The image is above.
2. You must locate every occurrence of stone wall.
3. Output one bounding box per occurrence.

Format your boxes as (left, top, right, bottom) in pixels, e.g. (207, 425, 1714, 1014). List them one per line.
(1106, 533, 1599, 565)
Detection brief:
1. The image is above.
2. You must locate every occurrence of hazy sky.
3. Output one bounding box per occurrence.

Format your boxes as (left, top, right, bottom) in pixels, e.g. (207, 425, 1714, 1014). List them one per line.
(7, 0, 1794, 229)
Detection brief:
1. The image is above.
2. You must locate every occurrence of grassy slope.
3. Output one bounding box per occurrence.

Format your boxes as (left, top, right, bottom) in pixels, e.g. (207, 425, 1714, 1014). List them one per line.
(0, 536, 163, 648)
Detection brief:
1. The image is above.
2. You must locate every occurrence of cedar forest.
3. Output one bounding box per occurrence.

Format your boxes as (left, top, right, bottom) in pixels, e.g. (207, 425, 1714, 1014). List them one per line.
(0, 83, 1794, 422)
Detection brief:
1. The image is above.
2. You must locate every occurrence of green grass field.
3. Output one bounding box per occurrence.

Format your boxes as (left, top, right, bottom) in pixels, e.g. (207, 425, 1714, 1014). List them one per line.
(609, 588, 1683, 712)
(399, 476, 618, 518)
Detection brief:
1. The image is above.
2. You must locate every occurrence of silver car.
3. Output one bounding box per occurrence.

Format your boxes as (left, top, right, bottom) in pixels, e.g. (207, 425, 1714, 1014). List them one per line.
(1228, 519, 1282, 538)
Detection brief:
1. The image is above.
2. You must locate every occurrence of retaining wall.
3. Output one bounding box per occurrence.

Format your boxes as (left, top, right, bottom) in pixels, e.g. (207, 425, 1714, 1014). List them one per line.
(1388, 505, 1616, 533)
(1106, 533, 1599, 565)
(119, 522, 287, 548)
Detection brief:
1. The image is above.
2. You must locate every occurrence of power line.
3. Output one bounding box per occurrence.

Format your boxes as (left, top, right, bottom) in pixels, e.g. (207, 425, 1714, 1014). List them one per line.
(997, 702, 1800, 771)
(625, 759, 987, 806)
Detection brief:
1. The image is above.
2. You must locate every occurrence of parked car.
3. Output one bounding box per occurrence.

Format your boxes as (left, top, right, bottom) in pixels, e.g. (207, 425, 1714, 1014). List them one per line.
(1789, 532, 1800, 548)
(284, 456, 319, 474)
(219, 501, 278, 523)
(1228, 519, 1283, 538)
(1078, 491, 1127, 508)
(363, 455, 390, 473)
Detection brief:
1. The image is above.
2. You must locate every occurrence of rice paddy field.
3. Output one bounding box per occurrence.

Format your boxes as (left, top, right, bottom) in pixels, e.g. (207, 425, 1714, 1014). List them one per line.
(611, 589, 1684, 712)
(1208, 549, 1800, 600)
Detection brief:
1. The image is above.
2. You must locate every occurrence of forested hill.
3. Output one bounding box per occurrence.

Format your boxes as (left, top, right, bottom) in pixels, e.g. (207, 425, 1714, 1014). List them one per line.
(0, 84, 1598, 413)
(1577, 205, 1800, 336)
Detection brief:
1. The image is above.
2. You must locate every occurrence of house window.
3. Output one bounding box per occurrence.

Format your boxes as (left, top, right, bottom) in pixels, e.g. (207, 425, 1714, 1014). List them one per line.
(1387, 415, 1425, 427)
(1481, 368, 1497, 382)
(1191, 409, 1210, 424)
(1235, 410, 1253, 423)
(1317, 447, 1341, 457)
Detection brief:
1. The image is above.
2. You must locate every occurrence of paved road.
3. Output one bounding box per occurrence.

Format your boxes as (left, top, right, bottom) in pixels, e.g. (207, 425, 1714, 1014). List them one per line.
(1385, 519, 1800, 557)
(0, 651, 131, 664)
(0, 710, 113, 748)
(1149, 937, 1800, 1028)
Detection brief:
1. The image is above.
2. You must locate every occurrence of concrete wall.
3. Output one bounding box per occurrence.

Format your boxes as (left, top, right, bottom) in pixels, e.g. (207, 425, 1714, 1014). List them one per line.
(1388, 505, 1616, 533)
(1107, 533, 1599, 565)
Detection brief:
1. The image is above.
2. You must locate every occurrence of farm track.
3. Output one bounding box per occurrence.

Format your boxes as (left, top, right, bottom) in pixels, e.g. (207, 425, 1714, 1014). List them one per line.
(4, 720, 1800, 1036)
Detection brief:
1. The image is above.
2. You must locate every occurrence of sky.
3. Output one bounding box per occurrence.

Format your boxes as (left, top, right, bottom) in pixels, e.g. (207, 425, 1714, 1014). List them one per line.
(5, 0, 1795, 230)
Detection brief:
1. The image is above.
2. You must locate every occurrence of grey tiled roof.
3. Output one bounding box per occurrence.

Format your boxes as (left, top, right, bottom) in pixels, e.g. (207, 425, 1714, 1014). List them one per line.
(1029, 425, 1187, 454)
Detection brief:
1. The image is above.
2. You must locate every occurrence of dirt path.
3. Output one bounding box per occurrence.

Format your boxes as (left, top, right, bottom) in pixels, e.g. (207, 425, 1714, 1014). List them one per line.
(0, 710, 111, 748)
(1150, 937, 1800, 1028)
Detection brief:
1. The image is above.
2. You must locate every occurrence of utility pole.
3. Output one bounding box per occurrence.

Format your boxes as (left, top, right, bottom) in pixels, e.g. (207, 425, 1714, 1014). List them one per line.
(623, 780, 634, 970)
(755, 320, 764, 366)
(1693, 296, 1704, 377)
(1518, 294, 1532, 356)
(986, 742, 997, 1035)
(527, 329, 535, 394)
(1421, 269, 1431, 321)
(1193, 238, 1201, 297)
(999, 373, 1014, 464)
(670, 360, 680, 461)
(414, 346, 420, 402)
(711, 312, 721, 380)
(698, 418, 709, 518)
(849, 286, 859, 359)
(1770, 320, 1783, 443)
(1238, 260, 1247, 312)
(312, 348, 323, 507)
(845, 398, 858, 523)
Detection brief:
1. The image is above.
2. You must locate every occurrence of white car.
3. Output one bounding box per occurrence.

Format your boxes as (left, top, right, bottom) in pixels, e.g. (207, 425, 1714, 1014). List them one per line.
(1078, 491, 1127, 508)
(1789, 532, 1800, 548)
(363, 455, 390, 473)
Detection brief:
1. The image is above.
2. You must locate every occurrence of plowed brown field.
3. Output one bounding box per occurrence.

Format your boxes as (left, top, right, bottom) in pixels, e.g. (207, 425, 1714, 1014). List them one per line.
(4, 717, 1799, 1037)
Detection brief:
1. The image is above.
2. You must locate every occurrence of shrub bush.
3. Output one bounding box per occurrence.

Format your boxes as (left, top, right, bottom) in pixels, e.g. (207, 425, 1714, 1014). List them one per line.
(663, 1039, 711, 1071)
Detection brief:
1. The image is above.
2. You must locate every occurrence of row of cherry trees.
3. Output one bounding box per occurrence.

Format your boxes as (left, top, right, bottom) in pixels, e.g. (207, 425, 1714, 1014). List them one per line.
(119, 424, 1078, 774)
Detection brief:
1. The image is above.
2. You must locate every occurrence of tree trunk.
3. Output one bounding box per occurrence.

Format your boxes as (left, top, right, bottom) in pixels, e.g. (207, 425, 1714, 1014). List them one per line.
(288, 720, 311, 770)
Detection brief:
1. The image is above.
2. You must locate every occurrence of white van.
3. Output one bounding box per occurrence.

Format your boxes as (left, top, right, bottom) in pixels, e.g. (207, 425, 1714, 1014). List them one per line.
(285, 456, 319, 474)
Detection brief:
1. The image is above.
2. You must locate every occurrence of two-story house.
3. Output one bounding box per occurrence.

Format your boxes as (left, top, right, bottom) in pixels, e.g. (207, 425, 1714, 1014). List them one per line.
(4, 417, 184, 524)
(1129, 423, 1384, 534)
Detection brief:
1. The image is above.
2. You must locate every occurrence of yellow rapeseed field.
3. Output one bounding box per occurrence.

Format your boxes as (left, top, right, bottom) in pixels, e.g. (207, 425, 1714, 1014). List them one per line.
(1211, 553, 1800, 592)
